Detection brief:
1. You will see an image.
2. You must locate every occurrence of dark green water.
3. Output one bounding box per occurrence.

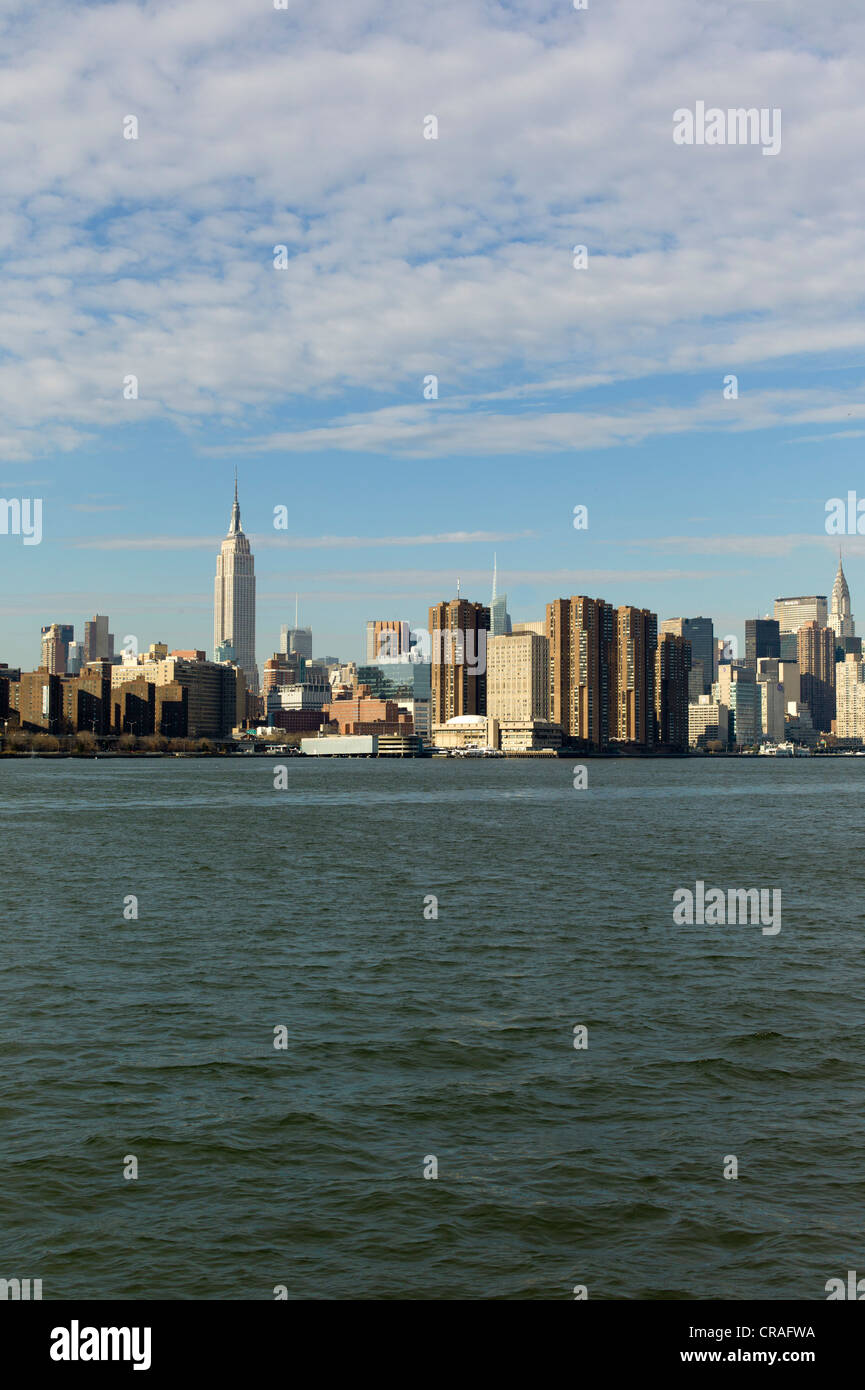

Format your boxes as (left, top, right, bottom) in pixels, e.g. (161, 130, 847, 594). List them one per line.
(1, 757, 863, 1300)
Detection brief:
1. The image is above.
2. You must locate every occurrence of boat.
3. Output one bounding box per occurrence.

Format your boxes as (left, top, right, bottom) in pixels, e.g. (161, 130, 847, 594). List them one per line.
(758, 741, 810, 757)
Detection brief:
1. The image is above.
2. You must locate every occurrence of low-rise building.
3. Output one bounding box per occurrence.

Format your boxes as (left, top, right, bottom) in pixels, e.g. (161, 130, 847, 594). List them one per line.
(498, 719, 562, 753)
(301, 734, 376, 756)
(432, 714, 499, 750)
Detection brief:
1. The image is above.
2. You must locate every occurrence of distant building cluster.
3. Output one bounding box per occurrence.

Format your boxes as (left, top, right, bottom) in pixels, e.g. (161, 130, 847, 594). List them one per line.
(2, 486, 861, 757)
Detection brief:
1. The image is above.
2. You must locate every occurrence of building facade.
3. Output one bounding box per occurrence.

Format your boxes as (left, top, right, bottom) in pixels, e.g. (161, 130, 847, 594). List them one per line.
(660, 617, 714, 693)
(428, 598, 490, 725)
(835, 653, 865, 740)
(745, 618, 780, 670)
(547, 596, 615, 748)
(775, 595, 829, 634)
(614, 606, 657, 747)
(214, 479, 258, 695)
(797, 620, 836, 732)
(830, 557, 855, 640)
(655, 632, 691, 749)
(487, 632, 549, 723)
(365, 620, 411, 662)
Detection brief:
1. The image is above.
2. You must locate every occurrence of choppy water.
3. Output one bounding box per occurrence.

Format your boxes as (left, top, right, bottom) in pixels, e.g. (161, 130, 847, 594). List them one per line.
(1, 756, 863, 1300)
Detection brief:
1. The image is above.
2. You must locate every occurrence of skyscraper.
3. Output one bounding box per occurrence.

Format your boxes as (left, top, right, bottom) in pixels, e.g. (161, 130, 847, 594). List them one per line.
(490, 554, 512, 638)
(614, 606, 657, 747)
(655, 632, 691, 749)
(715, 664, 759, 748)
(660, 617, 713, 693)
(774, 595, 828, 634)
(83, 615, 114, 665)
(835, 653, 865, 741)
(797, 620, 835, 732)
(745, 618, 780, 670)
(547, 596, 615, 748)
(829, 555, 855, 639)
(428, 596, 490, 724)
(487, 631, 549, 722)
(40, 628, 69, 675)
(40, 623, 73, 673)
(281, 595, 313, 663)
(213, 475, 258, 694)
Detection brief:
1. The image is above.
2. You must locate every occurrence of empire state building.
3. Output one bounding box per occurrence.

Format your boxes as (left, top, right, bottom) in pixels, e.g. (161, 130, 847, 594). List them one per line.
(214, 477, 259, 694)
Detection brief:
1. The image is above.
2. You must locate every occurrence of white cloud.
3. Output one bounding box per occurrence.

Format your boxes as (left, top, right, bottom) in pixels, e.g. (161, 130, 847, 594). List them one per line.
(0, 0, 864, 456)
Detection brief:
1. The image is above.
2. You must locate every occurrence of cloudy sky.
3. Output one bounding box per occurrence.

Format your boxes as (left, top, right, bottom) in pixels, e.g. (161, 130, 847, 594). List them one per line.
(0, 0, 863, 668)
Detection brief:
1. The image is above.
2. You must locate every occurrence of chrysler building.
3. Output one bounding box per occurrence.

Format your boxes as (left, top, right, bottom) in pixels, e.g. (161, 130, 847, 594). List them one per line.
(214, 475, 259, 693)
(830, 554, 855, 639)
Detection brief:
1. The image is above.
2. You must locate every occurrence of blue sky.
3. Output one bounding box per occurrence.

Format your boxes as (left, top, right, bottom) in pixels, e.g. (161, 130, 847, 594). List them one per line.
(1, 0, 863, 669)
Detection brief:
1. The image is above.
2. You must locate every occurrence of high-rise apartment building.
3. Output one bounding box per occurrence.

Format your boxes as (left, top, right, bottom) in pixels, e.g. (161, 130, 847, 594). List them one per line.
(660, 617, 714, 693)
(548, 598, 658, 749)
(775, 595, 828, 634)
(487, 632, 549, 723)
(797, 620, 836, 732)
(8, 670, 62, 733)
(40, 623, 69, 675)
(614, 606, 657, 746)
(655, 632, 691, 749)
(835, 653, 865, 740)
(113, 652, 245, 739)
(214, 477, 258, 695)
(547, 596, 615, 748)
(829, 556, 855, 639)
(428, 597, 490, 724)
(745, 618, 780, 670)
(40, 623, 73, 674)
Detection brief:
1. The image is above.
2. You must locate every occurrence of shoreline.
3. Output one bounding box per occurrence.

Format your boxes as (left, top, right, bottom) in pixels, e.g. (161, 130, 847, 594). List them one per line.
(0, 749, 847, 761)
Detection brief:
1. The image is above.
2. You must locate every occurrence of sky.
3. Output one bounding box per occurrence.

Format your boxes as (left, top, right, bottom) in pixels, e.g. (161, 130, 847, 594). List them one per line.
(1, 0, 864, 671)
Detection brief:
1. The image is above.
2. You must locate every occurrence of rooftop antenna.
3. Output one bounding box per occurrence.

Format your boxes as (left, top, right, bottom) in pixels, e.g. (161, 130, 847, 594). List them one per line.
(457, 576, 461, 600)
(492, 553, 497, 604)
(295, 593, 299, 628)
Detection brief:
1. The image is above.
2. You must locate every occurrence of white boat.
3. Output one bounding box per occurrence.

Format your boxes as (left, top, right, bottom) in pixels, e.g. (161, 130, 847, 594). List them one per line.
(759, 741, 810, 757)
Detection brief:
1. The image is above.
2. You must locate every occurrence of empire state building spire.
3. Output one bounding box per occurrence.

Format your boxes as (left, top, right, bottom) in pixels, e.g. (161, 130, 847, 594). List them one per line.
(229, 468, 241, 535)
(214, 472, 259, 694)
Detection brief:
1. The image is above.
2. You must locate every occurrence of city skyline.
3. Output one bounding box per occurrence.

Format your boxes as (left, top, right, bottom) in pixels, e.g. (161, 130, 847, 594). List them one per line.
(4, 505, 858, 680)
